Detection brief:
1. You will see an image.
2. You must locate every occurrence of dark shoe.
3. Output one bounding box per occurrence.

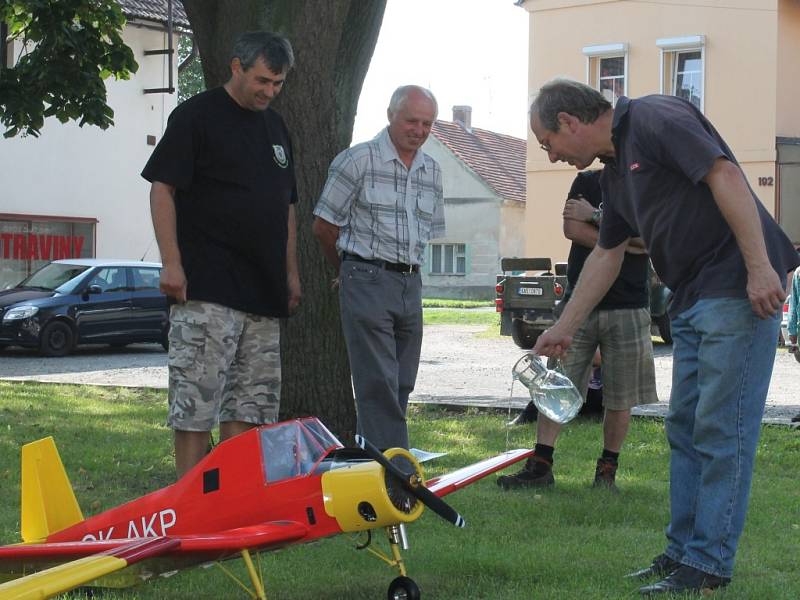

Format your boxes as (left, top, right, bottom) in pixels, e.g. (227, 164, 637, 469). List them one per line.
(625, 554, 681, 580)
(791, 413, 800, 423)
(592, 458, 618, 490)
(639, 565, 731, 596)
(497, 454, 554, 489)
(507, 400, 538, 426)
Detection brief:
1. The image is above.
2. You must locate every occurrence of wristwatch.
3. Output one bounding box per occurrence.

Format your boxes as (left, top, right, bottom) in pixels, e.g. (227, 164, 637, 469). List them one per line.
(590, 208, 602, 226)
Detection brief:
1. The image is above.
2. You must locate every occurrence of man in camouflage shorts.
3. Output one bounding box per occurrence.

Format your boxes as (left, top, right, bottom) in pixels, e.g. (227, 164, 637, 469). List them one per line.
(168, 302, 281, 430)
(142, 32, 301, 477)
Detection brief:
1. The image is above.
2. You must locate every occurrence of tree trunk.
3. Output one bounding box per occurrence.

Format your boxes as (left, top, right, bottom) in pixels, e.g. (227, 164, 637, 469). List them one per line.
(181, 0, 387, 441)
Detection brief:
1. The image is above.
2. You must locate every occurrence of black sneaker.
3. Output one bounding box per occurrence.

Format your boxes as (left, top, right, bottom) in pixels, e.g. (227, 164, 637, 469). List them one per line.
(791, 413, 800, 423)
(497, 454, 554, 489)
(507, 400, 538, 426)
(625, 554, 681, 580)
(639, 565, 731, 596)
(592, 458, 618, 490)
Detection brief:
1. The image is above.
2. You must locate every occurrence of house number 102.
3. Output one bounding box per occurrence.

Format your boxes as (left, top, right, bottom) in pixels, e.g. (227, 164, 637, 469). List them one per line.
(758, 176, 774, 186)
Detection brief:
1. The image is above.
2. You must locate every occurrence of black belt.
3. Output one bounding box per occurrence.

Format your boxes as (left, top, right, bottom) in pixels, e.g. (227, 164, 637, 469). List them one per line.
(342, 252, 419, 273)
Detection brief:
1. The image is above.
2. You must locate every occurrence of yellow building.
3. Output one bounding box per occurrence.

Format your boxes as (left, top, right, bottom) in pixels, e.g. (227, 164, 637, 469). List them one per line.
(518, 0, 800, 261)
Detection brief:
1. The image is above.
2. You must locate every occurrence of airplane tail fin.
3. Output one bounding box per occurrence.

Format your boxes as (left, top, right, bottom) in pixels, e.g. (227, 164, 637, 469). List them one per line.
(21, 437, 84, 542)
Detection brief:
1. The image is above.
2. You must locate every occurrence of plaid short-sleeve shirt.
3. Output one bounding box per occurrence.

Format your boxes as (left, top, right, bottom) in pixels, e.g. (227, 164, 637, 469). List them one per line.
(313, 128, 445, 265)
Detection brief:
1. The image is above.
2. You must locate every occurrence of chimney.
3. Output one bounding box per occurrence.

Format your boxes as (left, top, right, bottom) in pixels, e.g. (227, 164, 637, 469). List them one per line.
(452, 105, 472, 132)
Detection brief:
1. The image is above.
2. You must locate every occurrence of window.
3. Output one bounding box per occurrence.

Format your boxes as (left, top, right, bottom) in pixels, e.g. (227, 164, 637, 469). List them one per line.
(0, 216, 96, 289)
(657, 36, 705, 111)
(583, 43, 628, 107)
(131, 267, 161, 291)
(430, 243, 466, 275)
(88, 268, 128, 293)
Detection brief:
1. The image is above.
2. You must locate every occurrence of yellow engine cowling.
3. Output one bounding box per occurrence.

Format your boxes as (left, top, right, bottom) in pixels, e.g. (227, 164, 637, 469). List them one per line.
(321, 448, 425, 532)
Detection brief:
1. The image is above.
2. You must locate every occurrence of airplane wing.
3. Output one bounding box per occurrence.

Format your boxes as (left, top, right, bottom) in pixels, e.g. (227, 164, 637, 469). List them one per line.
(0, 537, 178, 600)
(425, 449, 533, 498)
(0, 521, 308, 600)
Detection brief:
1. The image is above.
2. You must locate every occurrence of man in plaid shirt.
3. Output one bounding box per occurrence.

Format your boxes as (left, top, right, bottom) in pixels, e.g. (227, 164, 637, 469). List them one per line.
(313, 85, 444, 449)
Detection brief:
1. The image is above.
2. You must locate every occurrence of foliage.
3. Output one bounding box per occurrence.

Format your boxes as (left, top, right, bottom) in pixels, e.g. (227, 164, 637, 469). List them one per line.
(0, 0, 138, 137)
(177, 33, 203, 104)
(0, 382, 798, 599)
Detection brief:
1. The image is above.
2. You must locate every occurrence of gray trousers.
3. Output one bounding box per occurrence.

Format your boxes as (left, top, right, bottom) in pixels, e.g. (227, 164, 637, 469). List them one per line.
(339, 259, 422, 449)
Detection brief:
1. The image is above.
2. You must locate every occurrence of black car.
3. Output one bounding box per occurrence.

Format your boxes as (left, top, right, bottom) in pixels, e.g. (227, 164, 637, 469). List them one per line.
(0, 259, 169, 356)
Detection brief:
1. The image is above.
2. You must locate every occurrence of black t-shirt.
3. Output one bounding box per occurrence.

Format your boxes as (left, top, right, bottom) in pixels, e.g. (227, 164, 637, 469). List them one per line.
(566, 170, 649, 309)
(141, 87, 298, 317)
(599, 95, 799, 317)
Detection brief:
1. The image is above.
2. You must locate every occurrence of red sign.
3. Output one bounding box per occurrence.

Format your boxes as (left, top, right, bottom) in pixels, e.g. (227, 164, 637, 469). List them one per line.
(0, 233, 85, 261)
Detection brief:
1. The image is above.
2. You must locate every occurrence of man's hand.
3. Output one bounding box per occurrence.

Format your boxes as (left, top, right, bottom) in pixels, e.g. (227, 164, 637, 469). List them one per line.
(563, 196, 595, 223)
(747, 268, 786, 319)
(160, 263, 187, 303)
(533, 322, 573, 359)
(287, 272, 302, 314)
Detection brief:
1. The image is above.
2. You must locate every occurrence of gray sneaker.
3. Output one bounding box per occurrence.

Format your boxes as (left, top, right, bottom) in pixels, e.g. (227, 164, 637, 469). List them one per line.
(497, 455, 554, 489)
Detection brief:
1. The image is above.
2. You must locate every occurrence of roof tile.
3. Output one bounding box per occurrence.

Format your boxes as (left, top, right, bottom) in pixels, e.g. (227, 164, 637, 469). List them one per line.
(118, 0, 190, 29)
(431, 120, 526, 203)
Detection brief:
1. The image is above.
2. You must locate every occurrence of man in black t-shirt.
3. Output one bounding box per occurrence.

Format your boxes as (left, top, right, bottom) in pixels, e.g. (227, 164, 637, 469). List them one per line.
(529, 79, 799, 595)
(141, 31, 301, 478)
(498, 170, 657, 492)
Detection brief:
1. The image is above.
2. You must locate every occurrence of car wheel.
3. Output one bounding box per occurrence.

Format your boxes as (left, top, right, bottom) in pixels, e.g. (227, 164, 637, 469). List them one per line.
(655, 314, 672, 344)
(511, 319, 540, 350)
(40, 321, 75, 357)
(387, 576, 421, 600)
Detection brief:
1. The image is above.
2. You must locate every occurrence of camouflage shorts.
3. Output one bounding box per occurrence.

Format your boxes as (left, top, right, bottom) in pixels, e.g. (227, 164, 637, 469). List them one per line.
(167, 300, 281, 431)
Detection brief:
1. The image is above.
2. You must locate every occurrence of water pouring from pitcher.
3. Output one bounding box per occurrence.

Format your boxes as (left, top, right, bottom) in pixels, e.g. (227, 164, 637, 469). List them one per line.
(512, 353, 583, 424)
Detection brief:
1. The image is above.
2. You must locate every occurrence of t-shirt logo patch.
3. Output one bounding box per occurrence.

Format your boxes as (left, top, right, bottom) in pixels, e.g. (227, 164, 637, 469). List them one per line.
(273, 144, 288, 168)
(630, 162, 640, 171)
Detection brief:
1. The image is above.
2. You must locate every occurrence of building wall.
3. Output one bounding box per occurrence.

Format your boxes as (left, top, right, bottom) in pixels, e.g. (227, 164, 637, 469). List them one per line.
(521, 0, 784, 261)
(776, 0, 800, 138)
(421, 136, 511, 299)
(0, 24, 178, 286)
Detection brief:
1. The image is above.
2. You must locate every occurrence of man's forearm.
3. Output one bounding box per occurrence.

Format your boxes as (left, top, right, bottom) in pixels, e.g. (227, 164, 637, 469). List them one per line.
(556, 244, 625, 333)
(311, 217, 341, 270)
(150, 183, 181, 267)
(705, 159, 771, 271)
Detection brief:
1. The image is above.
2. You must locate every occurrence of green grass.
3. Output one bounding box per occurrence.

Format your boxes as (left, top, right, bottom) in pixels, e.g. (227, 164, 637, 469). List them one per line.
(422, 307, 499, 327)
(422, 298, 493, 309)
(0, 382, 798, 599)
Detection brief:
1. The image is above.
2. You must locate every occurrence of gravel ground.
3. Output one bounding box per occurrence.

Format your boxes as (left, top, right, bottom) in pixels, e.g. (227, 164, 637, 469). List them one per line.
(1, 325, 798, 424)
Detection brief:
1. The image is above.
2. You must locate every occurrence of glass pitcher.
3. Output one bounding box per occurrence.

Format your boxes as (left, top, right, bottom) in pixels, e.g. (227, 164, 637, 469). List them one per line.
(512, 353, 583, 424)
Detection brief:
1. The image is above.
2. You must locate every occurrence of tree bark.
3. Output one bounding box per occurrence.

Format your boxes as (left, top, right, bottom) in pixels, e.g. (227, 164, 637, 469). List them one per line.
(181, 0, 387, 441)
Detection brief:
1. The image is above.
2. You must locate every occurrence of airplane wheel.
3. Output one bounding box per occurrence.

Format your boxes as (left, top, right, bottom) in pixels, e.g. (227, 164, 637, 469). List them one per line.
(387, 576, 421, 600)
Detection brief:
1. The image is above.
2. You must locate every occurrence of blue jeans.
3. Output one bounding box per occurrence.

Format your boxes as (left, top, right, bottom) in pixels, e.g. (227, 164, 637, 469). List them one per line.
(664, 298, 779, 578)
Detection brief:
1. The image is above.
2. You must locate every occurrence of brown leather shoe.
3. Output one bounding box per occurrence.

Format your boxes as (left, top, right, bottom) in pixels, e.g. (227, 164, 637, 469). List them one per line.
(592, 458, 618, 490)
(497, 454, 554, 489)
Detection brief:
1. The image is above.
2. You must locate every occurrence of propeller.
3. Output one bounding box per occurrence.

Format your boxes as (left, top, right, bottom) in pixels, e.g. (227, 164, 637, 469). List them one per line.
(355, 435, 466, 528)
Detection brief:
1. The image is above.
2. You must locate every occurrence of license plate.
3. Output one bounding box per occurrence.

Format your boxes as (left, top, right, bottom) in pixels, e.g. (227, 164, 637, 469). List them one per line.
(518, 287, 543, 296)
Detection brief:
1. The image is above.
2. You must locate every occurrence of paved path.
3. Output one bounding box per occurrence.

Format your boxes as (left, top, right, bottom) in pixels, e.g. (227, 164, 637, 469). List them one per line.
(1, 325, 798, 425)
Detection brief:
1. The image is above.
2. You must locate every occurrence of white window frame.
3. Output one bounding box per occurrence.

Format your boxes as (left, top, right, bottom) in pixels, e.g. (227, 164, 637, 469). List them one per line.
(582, 43, 628, 107)
(657, 35, 705, 112)
(430, 243, 467, 276)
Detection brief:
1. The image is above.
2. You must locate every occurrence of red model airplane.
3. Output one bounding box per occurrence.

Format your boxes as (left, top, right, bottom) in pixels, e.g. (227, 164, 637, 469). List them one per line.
(0, 417, 532, 600)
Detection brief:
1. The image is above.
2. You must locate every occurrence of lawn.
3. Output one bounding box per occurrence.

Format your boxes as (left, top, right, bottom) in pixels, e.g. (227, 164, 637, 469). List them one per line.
(0, 382, 798, 599)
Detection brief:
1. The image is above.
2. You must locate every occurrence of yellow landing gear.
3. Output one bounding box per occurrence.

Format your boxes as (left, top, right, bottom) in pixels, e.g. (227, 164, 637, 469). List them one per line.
(356, 524, 421, 599)
(214, 549, 267, 599)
